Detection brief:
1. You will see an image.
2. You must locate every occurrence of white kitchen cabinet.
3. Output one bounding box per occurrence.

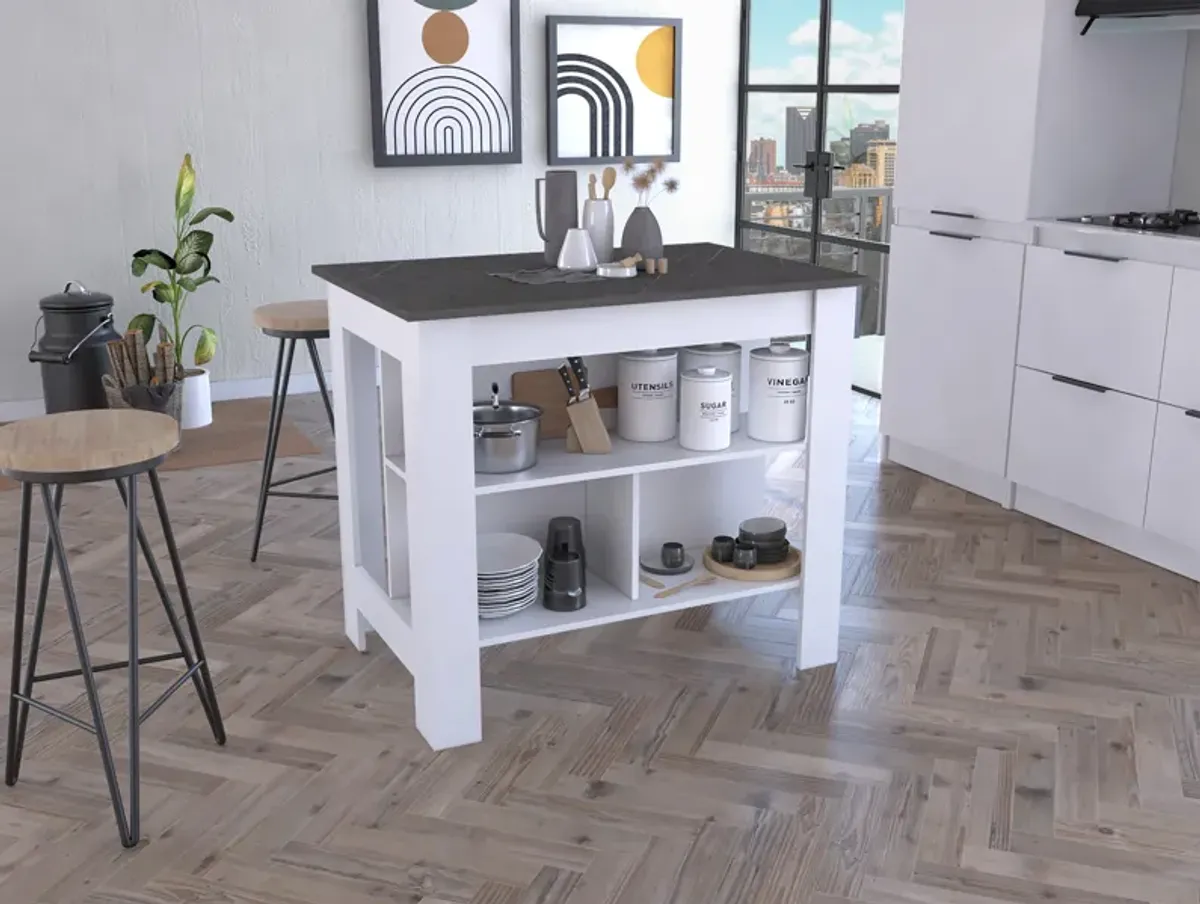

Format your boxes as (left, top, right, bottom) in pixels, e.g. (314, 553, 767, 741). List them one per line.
(1160, 267, 1200, 412)
(895, 0, 1186, 223)
(1018, 246, 1172, 399)
(1146, 404, 1200, 551)
(881, 225, 1024, 478)
(1008, 367, 1156, 528)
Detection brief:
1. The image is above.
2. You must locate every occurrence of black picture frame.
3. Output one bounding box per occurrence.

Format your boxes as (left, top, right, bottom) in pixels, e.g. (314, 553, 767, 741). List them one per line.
(367, 0, 523, 168)
(546, 15, 683, 166)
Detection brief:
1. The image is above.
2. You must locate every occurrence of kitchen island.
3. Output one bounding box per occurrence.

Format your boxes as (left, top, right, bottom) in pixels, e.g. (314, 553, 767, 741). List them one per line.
(314, 242, 864, 750)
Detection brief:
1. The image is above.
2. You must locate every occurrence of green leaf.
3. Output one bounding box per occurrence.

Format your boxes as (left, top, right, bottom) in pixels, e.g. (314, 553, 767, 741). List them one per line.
(178, 275, 218, 292)
(176, 230, 214, 260)
(175, 153, 196, 222)
(193, 326, 218, 367)
(199, 254, 213, 278)
(139, 280, 166, 294)
(128, 313, 157, 343)
(190, 206, 234, 225)
(176, 253, 205, 276)
(151, 284, 174, 305)
(132, 249, 175, 275)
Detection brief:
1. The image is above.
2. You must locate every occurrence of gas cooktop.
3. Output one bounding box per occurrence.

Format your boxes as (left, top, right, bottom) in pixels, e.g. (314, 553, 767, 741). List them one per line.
(1060, 209, 1200, 233)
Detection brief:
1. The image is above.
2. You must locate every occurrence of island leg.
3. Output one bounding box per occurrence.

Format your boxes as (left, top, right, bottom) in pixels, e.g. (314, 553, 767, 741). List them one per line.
(402, 322, 482, 750)
(797, 287, 857, 670)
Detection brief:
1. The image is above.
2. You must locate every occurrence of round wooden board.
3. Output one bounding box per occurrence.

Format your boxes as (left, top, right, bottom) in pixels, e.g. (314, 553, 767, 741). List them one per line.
(702, 546, 802, 582)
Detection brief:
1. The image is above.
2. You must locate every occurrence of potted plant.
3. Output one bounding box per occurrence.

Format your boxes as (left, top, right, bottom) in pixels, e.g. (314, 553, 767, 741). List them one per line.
(129, 153, 234, 429)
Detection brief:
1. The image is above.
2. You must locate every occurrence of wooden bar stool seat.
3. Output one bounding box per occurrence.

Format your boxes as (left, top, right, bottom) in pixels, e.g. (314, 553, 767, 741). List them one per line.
(250, 300, 337, 562)
(0, 410, 226, 849)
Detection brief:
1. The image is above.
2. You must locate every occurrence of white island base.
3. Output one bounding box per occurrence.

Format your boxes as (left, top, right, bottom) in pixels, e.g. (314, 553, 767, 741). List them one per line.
(324, 278, 858, 751)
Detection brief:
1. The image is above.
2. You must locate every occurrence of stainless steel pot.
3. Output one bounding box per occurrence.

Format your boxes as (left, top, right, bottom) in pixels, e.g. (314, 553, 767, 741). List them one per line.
(473, 396, 542, 474)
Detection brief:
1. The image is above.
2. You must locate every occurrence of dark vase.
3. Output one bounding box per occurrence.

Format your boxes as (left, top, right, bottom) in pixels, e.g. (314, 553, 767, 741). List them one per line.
(621, 205, 664, 261)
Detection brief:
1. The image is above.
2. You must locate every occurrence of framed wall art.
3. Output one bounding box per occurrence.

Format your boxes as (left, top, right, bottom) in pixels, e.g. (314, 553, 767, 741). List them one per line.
(546, 16, 682, 166)
(367, 0, 522, 167)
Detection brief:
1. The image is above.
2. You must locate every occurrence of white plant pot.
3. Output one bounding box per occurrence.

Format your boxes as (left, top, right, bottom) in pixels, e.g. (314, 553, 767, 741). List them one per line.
(180, 368, 213, 430)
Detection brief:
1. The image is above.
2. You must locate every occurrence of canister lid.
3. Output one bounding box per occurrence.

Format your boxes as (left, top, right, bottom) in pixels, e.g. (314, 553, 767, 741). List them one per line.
(681, 366, 731, 383)
(38, 281, 114, 313)
(620, 348, 677, 362)
(750, 342, 809, 361)
(684, 342, 741, 355)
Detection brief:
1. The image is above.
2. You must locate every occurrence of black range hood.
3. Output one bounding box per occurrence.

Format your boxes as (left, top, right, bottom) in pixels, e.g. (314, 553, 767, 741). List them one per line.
(1077, 0, 1200, 34)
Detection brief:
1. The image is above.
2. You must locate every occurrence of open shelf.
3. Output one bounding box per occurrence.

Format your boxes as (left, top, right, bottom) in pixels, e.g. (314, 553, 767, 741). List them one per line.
(477, 547, 801, 648)
(386, 433, 804, 496)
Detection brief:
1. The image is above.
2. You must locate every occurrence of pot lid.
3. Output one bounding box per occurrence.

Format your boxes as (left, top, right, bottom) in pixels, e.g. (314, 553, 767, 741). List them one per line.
(685, 342, 741, 355)
(620, 348, 677, 362)
(473, 401, 542, 426)
(39, 281, 113, 312)
(681, 366, 731, 382)
(751, 342, 808, 361)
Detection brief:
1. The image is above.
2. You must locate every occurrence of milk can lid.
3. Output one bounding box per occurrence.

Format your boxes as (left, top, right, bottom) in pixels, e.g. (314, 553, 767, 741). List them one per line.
(39, 281, 114, 313)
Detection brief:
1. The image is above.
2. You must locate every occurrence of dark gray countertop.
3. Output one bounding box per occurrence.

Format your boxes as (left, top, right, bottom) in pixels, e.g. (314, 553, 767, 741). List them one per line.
(312, 242, 865, 322)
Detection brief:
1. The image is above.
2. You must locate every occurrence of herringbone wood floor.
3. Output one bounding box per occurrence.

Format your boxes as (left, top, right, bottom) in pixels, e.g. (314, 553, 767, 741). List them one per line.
(0, 396, 1198, 903)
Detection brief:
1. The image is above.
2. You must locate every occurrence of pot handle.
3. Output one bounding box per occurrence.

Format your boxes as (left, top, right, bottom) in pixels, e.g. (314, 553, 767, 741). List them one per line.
(474, 427, 523, 439)
(535, 178, 547, 241)
(28, 312, 114, 365)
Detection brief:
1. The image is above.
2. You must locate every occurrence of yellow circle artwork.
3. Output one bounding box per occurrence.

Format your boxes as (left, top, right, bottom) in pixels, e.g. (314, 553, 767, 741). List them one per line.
(423, 10, 469, 65)
(636, 26, 675, 98)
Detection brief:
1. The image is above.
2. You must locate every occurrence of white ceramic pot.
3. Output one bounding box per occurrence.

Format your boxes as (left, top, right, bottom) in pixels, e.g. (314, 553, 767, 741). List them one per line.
(679, 366, 732, 452)
(747, 343, 810, 443)
(680, 343, 742, 432)
(617, 349, 678, 442)
(581, 199, 615, 264)
(180, 368, 213, 430)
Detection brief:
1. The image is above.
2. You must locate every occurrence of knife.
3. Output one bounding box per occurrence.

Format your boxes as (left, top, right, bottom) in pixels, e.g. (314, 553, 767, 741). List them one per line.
(557, 363, 578, 403)
(567, 357, 590, 400)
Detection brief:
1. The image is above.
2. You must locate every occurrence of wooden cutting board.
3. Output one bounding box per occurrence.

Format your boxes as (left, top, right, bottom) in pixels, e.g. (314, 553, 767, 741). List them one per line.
(512, 368, 618, 440)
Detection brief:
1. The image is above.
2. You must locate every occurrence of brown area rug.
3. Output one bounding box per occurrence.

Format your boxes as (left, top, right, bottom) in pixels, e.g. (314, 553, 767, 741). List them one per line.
(0, 397, 319, 491)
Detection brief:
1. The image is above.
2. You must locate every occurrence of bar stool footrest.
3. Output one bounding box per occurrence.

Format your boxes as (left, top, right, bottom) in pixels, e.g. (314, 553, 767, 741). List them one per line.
(34, 651, 186, 684)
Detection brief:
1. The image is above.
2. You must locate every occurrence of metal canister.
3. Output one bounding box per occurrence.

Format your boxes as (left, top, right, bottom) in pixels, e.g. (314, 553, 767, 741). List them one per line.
(680, 343, 742, 432)
(29, 282, 121, 413)
(679, 366, 732, 452)
(748, 342, 810, 443)
(618, 349, 678, 442)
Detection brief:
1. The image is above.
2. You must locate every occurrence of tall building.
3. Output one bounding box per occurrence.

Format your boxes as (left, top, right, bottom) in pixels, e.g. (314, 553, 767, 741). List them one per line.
(867, 140, 898, 187)
(785, 106, 817, 170)
(830, 138, 852, 168)
(840, 162, 878, 188)
(850, 120, 890, 163)
(748, 137, 777, 177)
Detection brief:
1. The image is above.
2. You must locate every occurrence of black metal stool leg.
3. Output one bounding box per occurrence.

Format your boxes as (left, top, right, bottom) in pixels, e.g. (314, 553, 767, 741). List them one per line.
(306, 337, 336, 434)
(39, 483, 134, 847)
(125, 474, 140, 844)
(10, 484, 63, 782)
(251, 338, 296, 562)
(5, 484, 32, 787)
(114, 479, 223, 743)
(149, 470, 226, 745)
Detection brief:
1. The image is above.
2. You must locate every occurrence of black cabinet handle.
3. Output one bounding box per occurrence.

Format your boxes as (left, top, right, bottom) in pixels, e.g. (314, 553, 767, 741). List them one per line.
(1186, 410, 1200, 420)
(929, 230, 976, 242)
(930, 209, 978, 219)
(1064, 250, 1126, 264)
(1052, 374, 1109, 394)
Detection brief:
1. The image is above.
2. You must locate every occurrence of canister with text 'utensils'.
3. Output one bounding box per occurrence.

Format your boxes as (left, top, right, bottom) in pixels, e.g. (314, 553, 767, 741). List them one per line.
(679, 366, 732, 452)
(618, 349, 678, 443)
(680, 343, 742, 433)
(748, 342, 810, 443)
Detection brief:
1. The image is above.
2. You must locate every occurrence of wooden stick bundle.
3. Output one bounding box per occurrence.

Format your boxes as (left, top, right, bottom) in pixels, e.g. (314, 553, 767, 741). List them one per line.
(107, 333, 177, 390)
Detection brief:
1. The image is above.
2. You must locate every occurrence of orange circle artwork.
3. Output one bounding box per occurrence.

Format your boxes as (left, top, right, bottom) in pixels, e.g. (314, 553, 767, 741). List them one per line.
(422, 11, 469, 65)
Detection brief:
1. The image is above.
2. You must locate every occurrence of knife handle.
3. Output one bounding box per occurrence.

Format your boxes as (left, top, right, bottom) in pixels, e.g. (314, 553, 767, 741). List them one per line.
(557, 363, 577, 401)
(567, 357, 589, 399)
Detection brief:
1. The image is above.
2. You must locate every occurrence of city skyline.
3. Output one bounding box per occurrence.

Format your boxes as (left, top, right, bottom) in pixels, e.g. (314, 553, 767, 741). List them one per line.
(746, 0, 903, 153)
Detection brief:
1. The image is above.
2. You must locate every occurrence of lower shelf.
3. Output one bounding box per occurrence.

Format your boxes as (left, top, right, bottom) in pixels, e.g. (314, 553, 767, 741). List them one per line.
(477, 550, 802, 648)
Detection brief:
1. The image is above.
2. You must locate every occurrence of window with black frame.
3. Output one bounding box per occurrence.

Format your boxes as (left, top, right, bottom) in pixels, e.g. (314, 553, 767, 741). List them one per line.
(735, 0, 903, 395)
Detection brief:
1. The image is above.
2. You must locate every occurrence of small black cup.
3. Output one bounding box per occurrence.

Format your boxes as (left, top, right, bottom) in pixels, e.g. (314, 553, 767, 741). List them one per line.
(661, 542, 686, 569)
(733, 540, 757, 570)
(711, 535, 736, 563)
(545, 552, 586, 612)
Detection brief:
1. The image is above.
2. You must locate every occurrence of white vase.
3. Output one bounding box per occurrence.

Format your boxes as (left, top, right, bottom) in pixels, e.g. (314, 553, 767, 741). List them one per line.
(180, 368, 213, 430)
(557, 227, 598, 271)
(582, 198, 615, 264)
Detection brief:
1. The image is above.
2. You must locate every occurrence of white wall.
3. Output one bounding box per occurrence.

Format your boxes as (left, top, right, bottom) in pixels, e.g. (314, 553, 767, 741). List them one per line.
(1173, 32, 1200, 209)
(0, 0, 740, 406)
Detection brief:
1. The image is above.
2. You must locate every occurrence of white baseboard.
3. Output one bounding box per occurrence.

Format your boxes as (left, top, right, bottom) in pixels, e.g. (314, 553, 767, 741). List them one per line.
(884, 437, 1015, 508)
(0, 372, 333, 422)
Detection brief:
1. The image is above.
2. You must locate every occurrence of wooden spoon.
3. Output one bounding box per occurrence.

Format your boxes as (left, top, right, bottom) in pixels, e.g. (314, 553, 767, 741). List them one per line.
(588, 173, 597, 201)
(601, 166, 617, 200)
(655, 574, 718, 599)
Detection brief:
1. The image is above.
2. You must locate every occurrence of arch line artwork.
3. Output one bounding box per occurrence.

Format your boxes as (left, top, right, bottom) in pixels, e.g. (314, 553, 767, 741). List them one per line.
(383, 67, 512, 157)
(555, 54, 634, 159)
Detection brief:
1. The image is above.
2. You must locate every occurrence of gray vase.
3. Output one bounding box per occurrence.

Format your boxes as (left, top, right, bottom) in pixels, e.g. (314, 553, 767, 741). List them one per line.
(621, 205, 663, 261)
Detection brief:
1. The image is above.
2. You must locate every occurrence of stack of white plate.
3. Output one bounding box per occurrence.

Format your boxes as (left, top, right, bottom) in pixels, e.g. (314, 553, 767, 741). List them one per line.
(477, 533, 542, 620)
